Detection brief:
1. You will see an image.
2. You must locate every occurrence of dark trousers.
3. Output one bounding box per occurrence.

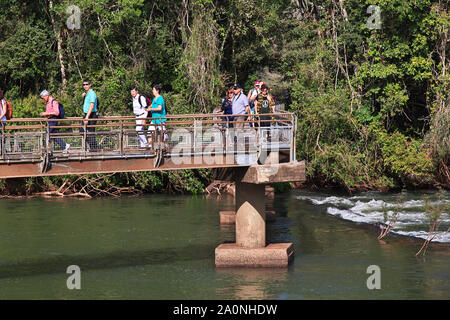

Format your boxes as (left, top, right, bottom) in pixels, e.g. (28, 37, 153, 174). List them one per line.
(49, 117, 66, 150)
(222, 115, 234, 128)
(79, 112, 98, 149)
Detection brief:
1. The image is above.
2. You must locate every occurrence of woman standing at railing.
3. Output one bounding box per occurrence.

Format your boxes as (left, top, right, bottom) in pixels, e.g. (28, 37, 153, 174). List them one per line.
(146, 84, 168, 152)
(254, 84, 275, 128)
(219, 88, 234, 128)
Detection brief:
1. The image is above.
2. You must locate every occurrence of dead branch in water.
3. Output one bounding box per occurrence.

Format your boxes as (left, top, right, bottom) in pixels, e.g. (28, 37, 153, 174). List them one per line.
(205, 180, 235, 196)
(33, 174, 142, 198)
(416, 190, 450, 257)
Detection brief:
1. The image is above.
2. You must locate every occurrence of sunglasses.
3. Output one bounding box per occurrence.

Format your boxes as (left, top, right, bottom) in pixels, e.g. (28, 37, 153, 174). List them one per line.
(83, 83, 90, 86)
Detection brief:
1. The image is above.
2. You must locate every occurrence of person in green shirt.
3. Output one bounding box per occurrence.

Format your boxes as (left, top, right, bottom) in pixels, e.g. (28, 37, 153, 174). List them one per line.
(146, 84, 168, 151)
(81, 79, 99, 150)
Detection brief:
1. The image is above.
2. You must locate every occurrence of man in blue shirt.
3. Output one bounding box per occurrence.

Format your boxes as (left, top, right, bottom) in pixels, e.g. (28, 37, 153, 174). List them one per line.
(81, 79, 99, 150)
(231, 84, 251, 129)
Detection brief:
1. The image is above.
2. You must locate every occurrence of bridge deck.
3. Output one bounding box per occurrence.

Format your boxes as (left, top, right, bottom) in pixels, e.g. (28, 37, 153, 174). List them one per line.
(0, 112, 297, 178)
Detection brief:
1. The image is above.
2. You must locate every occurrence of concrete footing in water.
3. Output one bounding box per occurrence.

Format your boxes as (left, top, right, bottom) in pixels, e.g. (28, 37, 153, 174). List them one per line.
(215, 173, 298, 268)
(215, 243, 294, 268)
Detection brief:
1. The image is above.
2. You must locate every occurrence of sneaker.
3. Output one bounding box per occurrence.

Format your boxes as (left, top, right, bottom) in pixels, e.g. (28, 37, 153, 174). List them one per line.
(63, 144, 71, 153)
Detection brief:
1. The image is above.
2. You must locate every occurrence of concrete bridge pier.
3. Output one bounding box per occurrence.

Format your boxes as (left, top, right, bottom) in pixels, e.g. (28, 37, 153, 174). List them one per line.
(215, 161, 305, 268)
(219, 185, 275, 225)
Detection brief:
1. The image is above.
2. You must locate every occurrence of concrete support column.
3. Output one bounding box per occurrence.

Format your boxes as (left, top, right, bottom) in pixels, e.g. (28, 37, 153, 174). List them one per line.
(215, 163, 305, 268)
(235, 182, 266, 248)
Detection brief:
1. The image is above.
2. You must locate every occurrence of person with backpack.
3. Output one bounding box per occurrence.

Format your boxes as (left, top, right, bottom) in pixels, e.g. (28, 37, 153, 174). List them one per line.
(130, 86, 150, 148)
(40, 90, 70, 153)
(247, 81, 261, 112)
(254, 84, 275, 128)
(81, 79, 99, 150)
(247, 81, 261, 128)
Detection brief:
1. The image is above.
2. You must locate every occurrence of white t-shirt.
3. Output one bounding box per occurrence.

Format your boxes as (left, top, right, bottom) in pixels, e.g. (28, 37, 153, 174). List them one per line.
(132, 94, 147, 115)
(250, 88, 260, 99)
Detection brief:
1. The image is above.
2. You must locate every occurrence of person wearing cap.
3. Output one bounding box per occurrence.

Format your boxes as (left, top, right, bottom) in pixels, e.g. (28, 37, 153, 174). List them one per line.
(231, 84, 251, 129)
(247, 81, 261, 128)
(39, 90, 70, 152)
(247, 81, 261, 110)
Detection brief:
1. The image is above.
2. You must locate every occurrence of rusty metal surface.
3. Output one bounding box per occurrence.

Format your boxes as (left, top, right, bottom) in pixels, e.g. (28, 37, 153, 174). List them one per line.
(0, 155, 250, 179)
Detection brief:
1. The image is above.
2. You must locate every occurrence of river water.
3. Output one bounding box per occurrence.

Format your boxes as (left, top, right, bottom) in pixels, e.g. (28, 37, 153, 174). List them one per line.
(0, 189, 448, 299)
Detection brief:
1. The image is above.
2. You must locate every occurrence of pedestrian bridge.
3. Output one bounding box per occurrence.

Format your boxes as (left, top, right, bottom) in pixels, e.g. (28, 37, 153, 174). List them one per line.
(0, 112, 302, 179)
(0, 111, 306, 268)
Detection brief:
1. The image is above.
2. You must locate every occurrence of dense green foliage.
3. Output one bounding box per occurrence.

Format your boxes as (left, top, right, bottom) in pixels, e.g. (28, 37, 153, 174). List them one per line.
(0, 0, 448, 194)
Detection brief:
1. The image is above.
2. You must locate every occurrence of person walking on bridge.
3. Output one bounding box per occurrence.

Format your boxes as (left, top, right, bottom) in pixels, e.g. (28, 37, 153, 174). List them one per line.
(130, 86, 150, 148)
(39, 90, 70, 153)
(81, 79, 99, 150)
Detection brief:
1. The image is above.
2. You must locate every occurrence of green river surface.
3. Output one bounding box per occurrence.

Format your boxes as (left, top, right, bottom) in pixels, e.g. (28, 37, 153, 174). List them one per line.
(0, 190, 449, 299)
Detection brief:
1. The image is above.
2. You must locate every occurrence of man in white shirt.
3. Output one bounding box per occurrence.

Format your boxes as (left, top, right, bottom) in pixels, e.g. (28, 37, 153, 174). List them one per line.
(130, 86, 150, 148)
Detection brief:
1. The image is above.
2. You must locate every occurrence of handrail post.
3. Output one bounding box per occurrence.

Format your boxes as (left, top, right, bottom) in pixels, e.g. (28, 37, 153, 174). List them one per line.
(45, 119, 50, 154)
(82, 120, 87, 155)
(291, 114, 297, 162)
(119, 119, 123, 155)
(1, 120, 4, 160)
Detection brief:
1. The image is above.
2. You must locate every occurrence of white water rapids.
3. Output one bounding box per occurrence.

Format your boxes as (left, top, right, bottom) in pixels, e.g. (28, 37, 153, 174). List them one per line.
(296, 192, 450, 243)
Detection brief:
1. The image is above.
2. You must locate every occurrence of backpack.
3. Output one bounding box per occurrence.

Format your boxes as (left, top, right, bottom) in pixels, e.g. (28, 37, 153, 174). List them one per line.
(137, 94, 152, 110)
(249, 88, 258, 108)
(5, 100, 12, 120)
(58, 102, 65, 119)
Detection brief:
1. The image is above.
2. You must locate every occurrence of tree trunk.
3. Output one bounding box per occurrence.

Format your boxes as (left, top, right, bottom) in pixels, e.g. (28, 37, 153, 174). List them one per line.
(49, 0, 67, 91)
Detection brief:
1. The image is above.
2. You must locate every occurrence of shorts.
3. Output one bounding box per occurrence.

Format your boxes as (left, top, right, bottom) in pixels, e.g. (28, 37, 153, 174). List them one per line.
(148, 123, 166, 132)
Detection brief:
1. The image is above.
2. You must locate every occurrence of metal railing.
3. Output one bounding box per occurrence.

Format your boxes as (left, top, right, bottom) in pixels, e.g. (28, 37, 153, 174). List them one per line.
(0, 112, 297, 165)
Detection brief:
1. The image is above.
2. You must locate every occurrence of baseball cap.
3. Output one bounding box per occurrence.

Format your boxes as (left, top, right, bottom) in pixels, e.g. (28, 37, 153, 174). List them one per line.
(233, 84, 241, 89)
(254, 81, 260, 86)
